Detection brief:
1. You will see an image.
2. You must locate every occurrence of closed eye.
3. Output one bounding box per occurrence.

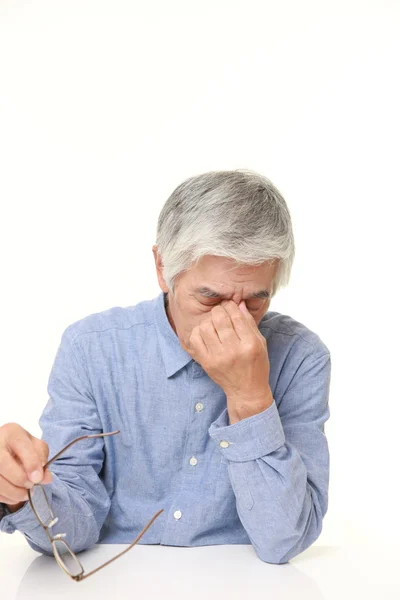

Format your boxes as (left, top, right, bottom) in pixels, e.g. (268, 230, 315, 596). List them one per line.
(201, 301, 260, 312)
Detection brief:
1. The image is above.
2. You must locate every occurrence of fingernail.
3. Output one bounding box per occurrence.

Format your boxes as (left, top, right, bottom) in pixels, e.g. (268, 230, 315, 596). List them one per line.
(29, 470, 42, 483)
(24, 481, 34, 489)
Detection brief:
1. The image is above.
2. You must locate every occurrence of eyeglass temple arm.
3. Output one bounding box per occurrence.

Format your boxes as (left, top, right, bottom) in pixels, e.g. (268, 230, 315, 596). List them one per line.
(43, 430, 121, 469)
(77, 508, 164, 581)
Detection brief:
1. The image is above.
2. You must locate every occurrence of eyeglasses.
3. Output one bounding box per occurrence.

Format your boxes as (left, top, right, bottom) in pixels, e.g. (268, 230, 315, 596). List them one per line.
(27, 430, 164, 582)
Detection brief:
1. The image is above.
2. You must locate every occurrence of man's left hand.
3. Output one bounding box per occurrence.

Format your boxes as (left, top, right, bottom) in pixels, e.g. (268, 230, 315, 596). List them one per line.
(186, 299, 274, 424)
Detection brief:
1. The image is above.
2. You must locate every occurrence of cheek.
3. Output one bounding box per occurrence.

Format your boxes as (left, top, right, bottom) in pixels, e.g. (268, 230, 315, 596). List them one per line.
(251, 304, 268, 323)
(181, 314, 200, 341)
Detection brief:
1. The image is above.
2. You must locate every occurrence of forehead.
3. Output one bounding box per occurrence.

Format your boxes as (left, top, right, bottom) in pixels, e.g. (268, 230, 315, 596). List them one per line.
(185, 255, 277, 298)
(190, 255, 277, 281)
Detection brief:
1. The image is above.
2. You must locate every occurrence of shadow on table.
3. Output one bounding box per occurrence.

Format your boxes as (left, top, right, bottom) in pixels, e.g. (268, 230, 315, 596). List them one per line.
(16, 544, 328, 599)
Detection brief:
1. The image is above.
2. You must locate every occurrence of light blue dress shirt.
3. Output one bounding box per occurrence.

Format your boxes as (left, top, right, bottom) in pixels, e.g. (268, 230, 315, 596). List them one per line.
(0, 291, 331, 564)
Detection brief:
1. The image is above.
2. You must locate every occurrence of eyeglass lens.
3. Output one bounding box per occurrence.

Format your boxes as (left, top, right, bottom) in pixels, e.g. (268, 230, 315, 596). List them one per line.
(52, 539, 84, 577)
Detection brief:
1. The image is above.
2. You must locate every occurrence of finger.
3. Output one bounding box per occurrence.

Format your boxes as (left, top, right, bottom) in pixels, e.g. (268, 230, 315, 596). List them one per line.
(7, 435, 46, 484)
(199, 320, 222, 352)
(210, 305, 238, 343)
(189, 326, 208, 359)
(0, 451, 33, 488)
(0, 494, 23, 505)
(240, 302, 260, 332)
(238, 301, 260, 331)
(31, 438, 50, 466)
(221, 301, 257, 340)
(0, 474, 29, 503)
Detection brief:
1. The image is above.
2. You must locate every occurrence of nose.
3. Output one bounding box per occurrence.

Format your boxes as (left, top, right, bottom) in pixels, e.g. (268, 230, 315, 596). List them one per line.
(224, 297, 249, 311)
(221, 298, 243, 309)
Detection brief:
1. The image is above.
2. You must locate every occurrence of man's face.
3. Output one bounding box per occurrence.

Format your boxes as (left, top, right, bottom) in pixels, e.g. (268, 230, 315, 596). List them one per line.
(152, 245, 278, 355)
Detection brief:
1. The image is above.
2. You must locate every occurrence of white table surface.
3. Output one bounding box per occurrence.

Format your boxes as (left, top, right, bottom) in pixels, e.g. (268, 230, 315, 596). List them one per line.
(0, 539, 399, 600)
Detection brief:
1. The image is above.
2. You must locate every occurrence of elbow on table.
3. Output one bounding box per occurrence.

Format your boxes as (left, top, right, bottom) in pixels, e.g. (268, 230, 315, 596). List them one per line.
(254, 548, 291, 565)
(254, 517, 325, 565)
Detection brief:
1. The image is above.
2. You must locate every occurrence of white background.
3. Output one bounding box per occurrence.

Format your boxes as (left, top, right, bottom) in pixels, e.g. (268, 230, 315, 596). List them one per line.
(0, 0, 399, 549)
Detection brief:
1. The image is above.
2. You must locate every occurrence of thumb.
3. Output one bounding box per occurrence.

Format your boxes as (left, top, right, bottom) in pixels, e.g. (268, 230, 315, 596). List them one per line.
(42, 468, 53, 485)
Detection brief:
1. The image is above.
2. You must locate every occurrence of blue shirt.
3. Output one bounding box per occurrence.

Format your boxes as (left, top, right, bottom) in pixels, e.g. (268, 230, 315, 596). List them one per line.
(0, 291, 331, 564)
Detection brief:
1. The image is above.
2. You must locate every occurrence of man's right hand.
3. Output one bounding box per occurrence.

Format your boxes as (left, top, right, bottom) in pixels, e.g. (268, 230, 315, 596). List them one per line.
(0, 423, 53, 513)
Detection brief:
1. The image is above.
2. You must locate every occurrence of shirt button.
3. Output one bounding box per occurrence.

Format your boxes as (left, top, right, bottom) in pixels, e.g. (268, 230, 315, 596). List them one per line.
(220, 441, 230, 448)
(189, 456, 198, 466)
(195, 403, 204, 412)
(174, 510, 182, 520)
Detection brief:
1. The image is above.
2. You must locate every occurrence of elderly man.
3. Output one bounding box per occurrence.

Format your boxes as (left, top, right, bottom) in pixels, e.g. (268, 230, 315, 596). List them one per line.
(0, 169, 331, 569)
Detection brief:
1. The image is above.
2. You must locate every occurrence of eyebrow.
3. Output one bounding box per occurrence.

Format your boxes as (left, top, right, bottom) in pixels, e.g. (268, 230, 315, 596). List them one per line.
(195, 286, 270, 299)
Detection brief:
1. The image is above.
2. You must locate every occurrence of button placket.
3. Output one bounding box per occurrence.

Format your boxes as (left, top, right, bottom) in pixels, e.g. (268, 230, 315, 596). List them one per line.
(176, 360, 208, 525)
(188, 362, 204, 474)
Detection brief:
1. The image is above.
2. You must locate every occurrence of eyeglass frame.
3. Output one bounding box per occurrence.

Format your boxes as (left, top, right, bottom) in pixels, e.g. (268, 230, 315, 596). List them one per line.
(27, 430, 164, 582)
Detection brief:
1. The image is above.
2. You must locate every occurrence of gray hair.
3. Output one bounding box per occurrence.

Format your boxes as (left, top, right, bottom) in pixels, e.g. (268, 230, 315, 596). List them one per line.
(155, 169, 295, 299)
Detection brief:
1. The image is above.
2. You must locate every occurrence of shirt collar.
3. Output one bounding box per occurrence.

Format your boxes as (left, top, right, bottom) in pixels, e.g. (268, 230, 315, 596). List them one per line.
(153, 291, 194, 378)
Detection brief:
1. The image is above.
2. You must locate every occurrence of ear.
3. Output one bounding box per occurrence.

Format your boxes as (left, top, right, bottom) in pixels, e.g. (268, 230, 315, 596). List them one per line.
(152, 245, 168, 293)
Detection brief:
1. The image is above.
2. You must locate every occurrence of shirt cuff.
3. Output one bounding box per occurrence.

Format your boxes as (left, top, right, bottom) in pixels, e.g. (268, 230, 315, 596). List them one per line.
(0, 499, 41, 534)
(208, 399, 285, 462)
